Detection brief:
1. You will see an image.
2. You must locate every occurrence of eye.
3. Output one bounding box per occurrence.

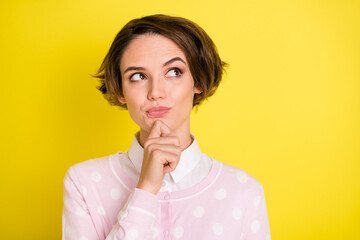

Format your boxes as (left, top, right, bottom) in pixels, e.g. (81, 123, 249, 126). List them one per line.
(130, 73, 146, 81)
(166, 68, 182, 77)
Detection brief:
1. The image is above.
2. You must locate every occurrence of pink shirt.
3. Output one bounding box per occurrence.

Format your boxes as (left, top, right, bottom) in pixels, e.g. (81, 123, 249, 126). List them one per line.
(62, 134, 271, 240)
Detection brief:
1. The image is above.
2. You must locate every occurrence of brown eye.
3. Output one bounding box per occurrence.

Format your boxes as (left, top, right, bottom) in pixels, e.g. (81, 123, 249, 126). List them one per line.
(167, 68, 182, 77)
(130, 73, 146, 81)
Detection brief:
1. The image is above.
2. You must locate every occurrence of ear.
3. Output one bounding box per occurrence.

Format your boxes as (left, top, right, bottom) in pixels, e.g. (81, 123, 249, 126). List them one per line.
(194, 87, 202, 94)
(118, 96, 126, 104)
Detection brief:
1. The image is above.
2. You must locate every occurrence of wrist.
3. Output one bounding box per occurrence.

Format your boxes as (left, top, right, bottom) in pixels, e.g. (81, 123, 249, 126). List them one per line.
(136, 183, 159, 195)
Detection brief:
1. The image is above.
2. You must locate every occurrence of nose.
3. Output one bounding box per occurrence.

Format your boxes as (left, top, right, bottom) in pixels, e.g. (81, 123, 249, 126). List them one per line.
(147, 77, 166, 101)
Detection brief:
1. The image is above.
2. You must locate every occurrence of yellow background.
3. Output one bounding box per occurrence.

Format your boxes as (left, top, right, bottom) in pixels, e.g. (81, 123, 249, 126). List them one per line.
(1, 0, 359, 239)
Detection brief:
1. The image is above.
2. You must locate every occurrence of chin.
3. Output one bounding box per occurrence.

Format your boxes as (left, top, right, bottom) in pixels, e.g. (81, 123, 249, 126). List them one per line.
(144, 117, 173, 131)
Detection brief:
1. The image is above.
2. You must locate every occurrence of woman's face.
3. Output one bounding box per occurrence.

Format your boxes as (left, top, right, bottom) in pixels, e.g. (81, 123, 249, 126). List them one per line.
(118, 33, 201, 135)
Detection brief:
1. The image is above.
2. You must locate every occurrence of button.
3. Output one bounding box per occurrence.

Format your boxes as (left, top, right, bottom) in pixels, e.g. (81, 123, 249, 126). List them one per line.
(163, 230, 169, 236)
(164, 193, 170, 200)
(162, 181, 167, 187)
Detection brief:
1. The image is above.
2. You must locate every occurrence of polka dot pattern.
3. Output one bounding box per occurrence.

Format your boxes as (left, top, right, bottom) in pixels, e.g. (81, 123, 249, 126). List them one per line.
(251, 220, 260, 233)
(151, 226, 159, 239)
(127, 229, 139, 240)
(63, 152, 270, 239)
(81, 186, 87, 196)
(65, 226, 72, 239)
(193, 206, 205, 218)
(236, 171, 248, 183)
(111, 188, 121, 200)
(254, 196, 261, 208)
(215, 188, 227, 200)
(232, 207, 243, 220)
(91, 171, 102, 182)
(97, 206, 106, 216)
(64, 197, 71, 209)
(76, 207, 86, 217)
(71, 181, 77, 190)
(212, 223, 223, 235)
(173, 226, 184, 239)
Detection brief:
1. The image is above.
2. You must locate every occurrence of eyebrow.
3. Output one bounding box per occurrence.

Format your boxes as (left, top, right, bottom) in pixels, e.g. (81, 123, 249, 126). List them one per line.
(123, 57, 186, 74)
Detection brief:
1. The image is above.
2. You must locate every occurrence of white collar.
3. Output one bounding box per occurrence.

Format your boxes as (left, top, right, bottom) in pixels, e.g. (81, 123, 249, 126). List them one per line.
(127, 131, 202, 183)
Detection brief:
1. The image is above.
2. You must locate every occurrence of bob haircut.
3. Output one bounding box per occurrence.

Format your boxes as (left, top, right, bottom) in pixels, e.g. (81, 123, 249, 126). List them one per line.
(94, 14, 228, 110)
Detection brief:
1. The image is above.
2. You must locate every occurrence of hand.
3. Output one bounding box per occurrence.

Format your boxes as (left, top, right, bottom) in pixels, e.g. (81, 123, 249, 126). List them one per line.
(136, 120, 182, 195)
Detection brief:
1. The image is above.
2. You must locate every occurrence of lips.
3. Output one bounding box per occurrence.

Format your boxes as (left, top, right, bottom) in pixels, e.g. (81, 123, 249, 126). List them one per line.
(146, 106, 171, 118)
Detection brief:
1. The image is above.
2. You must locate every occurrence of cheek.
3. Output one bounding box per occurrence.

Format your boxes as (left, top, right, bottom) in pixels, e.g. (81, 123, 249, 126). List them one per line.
(123, 85, 141, 104)
(173, 87, 195, 109)
(174, 79, 195, 98)
(126, 100, 146, 127)
(122, 90, 141, 113)
(126, 96, 143, 113)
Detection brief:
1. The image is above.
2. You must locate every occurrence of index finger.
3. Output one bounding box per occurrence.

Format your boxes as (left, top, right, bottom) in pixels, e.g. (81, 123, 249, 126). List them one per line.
(148, 120, 171, 139)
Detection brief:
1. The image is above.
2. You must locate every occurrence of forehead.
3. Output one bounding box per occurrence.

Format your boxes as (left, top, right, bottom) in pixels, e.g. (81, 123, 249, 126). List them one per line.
(120, 34, 187, 71)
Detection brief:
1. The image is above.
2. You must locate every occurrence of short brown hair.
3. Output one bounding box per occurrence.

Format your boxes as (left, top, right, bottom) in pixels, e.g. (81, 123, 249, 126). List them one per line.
(94, 14, 228, 109)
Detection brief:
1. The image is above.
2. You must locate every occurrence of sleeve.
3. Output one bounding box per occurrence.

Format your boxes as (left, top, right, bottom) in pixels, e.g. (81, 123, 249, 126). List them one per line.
(243, 183, 271, 240)
(62, 166, 100, 240)
(62, 166, 159, 240)
(105, 188, 159, 240)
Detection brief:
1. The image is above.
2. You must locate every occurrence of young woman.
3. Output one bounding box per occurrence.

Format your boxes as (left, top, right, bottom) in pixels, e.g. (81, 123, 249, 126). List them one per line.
(62, 14, 271, 240)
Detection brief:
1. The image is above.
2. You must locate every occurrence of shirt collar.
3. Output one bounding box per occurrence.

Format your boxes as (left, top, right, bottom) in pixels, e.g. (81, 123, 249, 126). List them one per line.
(127, 131, 202, 183)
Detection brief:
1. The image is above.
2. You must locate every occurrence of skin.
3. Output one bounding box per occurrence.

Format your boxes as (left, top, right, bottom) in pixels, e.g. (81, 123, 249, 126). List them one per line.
(118, 33, 202, 195)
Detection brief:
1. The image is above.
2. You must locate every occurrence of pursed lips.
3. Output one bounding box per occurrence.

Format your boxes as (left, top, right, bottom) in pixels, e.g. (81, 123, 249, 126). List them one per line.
(146, 106, 171, 118)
